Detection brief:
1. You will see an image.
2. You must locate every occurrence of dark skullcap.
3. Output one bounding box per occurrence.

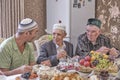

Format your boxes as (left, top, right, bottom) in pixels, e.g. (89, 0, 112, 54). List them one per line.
(87, 18, 101, 28)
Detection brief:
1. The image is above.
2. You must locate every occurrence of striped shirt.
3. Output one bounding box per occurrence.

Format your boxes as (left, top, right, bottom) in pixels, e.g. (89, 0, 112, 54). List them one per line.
(75, 33, 112, 57)
(0, 36, 35, 70)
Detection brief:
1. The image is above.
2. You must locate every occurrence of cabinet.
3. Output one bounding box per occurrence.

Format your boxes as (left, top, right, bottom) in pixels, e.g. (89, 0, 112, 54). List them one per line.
(46, 0, 95, 52)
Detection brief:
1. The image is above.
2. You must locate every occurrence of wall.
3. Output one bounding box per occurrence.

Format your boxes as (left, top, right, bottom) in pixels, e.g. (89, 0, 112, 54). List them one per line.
(96, 0, 120, 50)
(46, 0, 95, 53)
(24, 0, 46, 39)
(46, 0, 70, 38)
(0, 0, 46, 39)
(18, 0, 120, 51)
(70, 0, 95, 52)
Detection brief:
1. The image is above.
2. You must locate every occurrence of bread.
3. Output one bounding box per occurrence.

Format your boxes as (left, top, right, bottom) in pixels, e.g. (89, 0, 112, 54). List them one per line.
(51, 72, 83, 80)
(15, 76, 21, 80)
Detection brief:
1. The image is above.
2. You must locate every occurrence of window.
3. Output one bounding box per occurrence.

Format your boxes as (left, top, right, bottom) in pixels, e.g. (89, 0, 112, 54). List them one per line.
(0, 0, 24, 38)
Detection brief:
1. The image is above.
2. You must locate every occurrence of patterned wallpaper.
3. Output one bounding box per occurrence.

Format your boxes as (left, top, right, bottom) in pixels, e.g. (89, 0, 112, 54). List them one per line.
(24, 0, 46, 39)
(24, 0, 120, 50)
(96, 0, 120, 50)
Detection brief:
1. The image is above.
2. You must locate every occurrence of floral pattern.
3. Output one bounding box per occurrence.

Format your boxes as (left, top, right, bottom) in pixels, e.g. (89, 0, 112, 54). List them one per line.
(96, 0, 120, 50)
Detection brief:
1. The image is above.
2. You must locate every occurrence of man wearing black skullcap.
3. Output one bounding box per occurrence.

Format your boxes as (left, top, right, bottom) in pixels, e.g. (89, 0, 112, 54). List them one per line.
(0, 18, 39, 76)
(75, 18, 119, 58)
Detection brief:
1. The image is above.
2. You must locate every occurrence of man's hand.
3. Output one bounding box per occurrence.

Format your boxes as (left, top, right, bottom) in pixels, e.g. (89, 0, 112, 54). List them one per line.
(0, 70, 4, 75)
(56, 50, 67, 59)
(72, 55, 79, 59)
(0, 65, 32, 76)
(16, 65, 32, 74)
(41, 60, 51, 66)
(96, 46, 110, 54)
(109, 48, 119, 57)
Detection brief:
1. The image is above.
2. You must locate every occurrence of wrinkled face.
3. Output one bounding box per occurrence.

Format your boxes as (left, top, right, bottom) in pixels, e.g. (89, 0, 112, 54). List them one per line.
(52, 29, 66, 46)
(27, 26, 39, 42)
(86, 25, 101, 42)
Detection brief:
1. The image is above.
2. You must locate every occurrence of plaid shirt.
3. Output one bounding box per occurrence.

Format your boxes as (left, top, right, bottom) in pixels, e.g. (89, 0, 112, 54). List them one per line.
(75, 33, 112, 57)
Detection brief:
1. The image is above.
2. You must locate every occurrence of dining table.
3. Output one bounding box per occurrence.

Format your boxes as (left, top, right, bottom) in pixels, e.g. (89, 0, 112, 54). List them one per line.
(1, 58, 120, 80)
(0, 69, 118, 80)
(0, 74, 21, 80)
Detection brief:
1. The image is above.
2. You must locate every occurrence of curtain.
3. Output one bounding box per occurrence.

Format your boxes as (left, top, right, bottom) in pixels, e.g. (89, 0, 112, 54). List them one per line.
(0, 0, 24, 38)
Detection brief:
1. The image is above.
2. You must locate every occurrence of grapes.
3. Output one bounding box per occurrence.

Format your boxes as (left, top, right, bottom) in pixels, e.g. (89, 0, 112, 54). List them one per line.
(99, 70, 109, 80)
(21, 72, 31, 79)
(96, 58, 111, 69)
(99, 70, 109, 77)
(92, 59, 99, 66)
(90, 51, 113, 70)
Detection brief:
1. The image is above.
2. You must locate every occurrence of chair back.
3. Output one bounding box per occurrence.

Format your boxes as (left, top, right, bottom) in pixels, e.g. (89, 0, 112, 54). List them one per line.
(0, 38, 5, 44)
(34, 35, 52, 56)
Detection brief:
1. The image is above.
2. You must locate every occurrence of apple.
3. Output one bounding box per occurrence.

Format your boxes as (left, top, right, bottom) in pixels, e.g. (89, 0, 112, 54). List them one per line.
(85, 56, 91, 61)
(84, 61, 90, 67)
(79, 59, 85, 65)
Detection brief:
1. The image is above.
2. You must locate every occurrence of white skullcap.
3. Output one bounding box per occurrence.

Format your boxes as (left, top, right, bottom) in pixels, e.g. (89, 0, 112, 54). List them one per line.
(18, 18, 37, 32)
(53, 23, 66, 32)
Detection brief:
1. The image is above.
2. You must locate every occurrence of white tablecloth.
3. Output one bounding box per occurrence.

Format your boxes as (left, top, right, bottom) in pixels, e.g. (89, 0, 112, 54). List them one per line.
(0, 74, 21, 80)
(0, 74, 40, 80)
(6, 74, 21, 80)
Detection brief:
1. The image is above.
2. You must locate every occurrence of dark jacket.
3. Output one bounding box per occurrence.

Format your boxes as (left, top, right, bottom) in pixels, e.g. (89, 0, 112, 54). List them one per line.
(37, 40, 73, 66)
(75, 33, 112, 57)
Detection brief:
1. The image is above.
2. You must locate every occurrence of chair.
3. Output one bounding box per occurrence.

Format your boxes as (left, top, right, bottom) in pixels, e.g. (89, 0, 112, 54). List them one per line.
(0, 38, 5, 44)
(34, 34, 52, 56)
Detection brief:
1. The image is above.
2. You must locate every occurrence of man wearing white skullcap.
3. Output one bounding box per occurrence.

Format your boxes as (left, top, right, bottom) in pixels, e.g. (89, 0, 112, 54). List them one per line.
(0, 18, 39, 76)
(37, 22, 73, 67)
(53, 23, 66, 31)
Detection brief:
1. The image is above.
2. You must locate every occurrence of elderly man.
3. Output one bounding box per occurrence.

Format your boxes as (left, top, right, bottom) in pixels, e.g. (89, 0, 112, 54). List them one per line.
(0, 18, 39, 76)
(75, 18, 119, 57)
(37, 23, 73, 66)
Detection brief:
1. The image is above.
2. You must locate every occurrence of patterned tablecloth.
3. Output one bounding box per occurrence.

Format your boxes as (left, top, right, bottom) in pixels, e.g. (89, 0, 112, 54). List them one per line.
(0, 71, 117, 80)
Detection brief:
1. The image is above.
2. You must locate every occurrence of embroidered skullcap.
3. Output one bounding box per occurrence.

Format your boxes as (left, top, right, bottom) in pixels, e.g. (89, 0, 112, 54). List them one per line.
(53, 20, 66, 32)
(87, 18, 101, 28)
(18, 18, 37, 32)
